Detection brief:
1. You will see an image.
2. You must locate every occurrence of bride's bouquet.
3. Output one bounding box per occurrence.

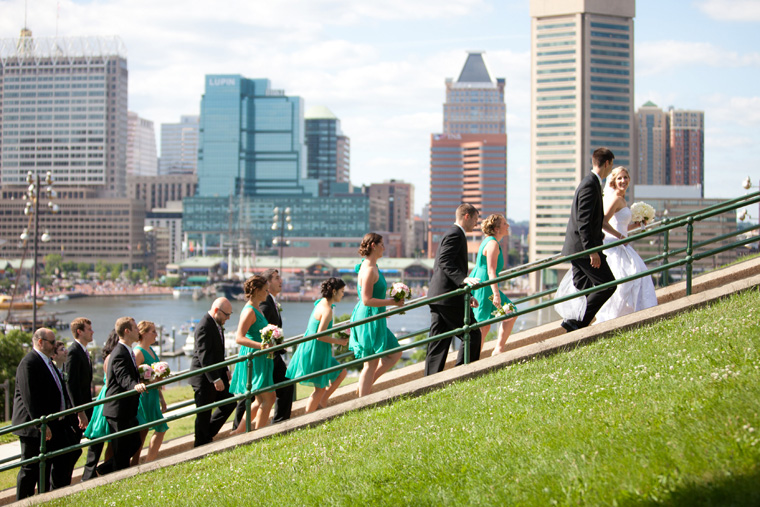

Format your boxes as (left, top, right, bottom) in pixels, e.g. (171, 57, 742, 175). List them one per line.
(389, 282, 412, 314)
(630, 201, 656, 225)
(260, 324, 283, 359)
(489, 295, 516, 318)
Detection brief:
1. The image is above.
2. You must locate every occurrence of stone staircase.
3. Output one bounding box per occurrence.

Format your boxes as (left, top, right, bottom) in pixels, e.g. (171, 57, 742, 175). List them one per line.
(5, 256, 760, 506)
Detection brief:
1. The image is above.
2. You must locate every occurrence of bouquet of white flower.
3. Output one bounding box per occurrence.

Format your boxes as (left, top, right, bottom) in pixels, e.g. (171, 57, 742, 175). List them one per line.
(390, 282, 412, 315)
(630, 201, 656, 225)
(489, 295, 516, 318)
(260, 324, 283, 359)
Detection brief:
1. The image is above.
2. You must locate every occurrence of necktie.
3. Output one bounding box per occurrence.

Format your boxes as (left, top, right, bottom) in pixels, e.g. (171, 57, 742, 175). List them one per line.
(48, 359, 65, 411)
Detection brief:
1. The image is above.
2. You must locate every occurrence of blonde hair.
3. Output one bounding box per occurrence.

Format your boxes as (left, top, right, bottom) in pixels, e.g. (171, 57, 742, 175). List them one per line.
(480, 214, 505, 236)
(607, 166, 630, 191)
(137, 320, 155, 342)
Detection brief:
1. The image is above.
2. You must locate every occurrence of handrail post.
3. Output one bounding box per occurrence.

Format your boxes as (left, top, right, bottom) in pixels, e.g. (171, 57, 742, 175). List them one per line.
(686, 217, 694, 296)
(245, 355, 253, 433)
(38, 417, 47, 495)
(463, 288, 471, 365)
(662, 218, 670, 287)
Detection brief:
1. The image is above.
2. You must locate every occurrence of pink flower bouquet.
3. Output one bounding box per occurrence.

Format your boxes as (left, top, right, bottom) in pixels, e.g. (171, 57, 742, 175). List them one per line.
(260, 324, 283, 359)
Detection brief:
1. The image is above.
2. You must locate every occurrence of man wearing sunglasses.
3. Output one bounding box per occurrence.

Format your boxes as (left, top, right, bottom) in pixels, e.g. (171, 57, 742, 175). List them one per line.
(190, 297, 236, 447)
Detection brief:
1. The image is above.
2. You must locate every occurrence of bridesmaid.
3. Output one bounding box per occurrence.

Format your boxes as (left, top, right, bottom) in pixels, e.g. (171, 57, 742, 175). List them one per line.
(286, 277, 349, 413)
(83, 330, 119, 476)
(131, 321, 168, 465)
(469, 214, 517, 356)
(229, 275, 275, 433)
(349, 233, 404, 397)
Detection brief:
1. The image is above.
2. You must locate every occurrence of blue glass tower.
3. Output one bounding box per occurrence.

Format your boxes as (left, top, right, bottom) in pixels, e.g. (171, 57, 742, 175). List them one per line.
(197, 75, 316, 198)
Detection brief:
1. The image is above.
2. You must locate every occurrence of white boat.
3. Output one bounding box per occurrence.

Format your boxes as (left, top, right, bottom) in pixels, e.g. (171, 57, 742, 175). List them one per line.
(181, 319, 198, 357)
(173, 286, 202, 299)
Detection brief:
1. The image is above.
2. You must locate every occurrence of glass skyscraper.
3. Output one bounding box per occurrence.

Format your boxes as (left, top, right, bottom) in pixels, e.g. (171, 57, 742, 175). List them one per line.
(305, 105, 350, 196)
(159, 115, 199, 175)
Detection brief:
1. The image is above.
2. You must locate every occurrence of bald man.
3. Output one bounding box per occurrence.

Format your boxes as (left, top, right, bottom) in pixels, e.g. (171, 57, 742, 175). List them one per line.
(190, 297, 236, 447)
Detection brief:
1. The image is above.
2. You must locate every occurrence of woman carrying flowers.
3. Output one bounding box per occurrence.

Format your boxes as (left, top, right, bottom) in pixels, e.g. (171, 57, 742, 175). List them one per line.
(132, 320, 168, 465)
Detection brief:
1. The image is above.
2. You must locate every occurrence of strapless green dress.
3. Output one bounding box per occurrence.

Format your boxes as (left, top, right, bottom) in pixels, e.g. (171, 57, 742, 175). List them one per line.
(349, 261, 399, 359)
(286, 299, 341, 388)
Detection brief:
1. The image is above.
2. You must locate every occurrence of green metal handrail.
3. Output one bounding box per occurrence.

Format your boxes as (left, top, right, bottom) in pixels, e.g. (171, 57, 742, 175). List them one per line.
(2, 190, 759, 494)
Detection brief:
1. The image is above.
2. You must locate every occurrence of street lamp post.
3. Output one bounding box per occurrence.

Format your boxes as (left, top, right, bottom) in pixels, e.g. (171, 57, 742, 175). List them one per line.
(271, 206, 292, 275)
(19, 170, 58, 330)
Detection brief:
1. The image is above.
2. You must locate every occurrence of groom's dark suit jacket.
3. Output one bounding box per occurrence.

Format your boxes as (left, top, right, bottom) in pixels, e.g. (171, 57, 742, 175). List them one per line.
(64, 341, 93, 417)
(428, 225, 469, 307)
(562, 172, 605, 256)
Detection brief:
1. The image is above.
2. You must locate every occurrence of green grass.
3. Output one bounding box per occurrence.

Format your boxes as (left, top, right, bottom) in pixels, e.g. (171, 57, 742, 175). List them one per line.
(0, 421, 12, 445)
(37, 288, 760, 506)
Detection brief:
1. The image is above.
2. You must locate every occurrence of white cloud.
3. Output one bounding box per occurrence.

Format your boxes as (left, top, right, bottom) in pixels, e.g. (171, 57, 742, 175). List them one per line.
(697, 0, 760, 22)
(637, 40, 760, 76)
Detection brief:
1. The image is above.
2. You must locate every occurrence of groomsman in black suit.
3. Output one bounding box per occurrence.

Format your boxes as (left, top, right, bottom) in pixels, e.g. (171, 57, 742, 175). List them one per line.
(64, 317, 101, 480)
(560, 147, 617, 332)
(12, 328, 81, 500)
(100, 317, 146, 472)
(425, 203, 483, 376)
(233, 268, 294, 427)
(190, 297, 236, 447)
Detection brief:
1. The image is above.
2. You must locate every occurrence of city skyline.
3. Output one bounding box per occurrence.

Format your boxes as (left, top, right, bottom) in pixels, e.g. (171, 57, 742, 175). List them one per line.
(1, 0, 758, 221)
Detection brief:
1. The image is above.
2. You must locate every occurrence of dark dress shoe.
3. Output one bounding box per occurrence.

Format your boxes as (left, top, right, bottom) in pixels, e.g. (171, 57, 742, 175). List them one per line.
(561, 319, 581, 333)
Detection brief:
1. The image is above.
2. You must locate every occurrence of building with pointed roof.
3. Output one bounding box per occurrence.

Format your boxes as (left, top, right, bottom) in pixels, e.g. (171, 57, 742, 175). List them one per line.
(428, 52, 508, 258)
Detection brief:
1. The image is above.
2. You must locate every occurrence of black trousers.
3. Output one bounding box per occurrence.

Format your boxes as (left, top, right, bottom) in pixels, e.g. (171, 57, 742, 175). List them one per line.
(570, 255, 616, 328)
(104, 417, 140, 472)
(233, 353, 293, 428)
(16, 428, 80, 500)
(425, 303, 482, 376)
(193, 384, 235, 447)
(81, 442, 103, 481)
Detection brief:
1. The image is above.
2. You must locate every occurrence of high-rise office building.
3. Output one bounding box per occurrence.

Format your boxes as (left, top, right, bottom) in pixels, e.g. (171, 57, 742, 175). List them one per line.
(159, 115, 199, 175)
(635, 101, 668, 185)
(126, 111, 158, 176)
(368, 180, 414, 257)
(305, 106, 350, 196)
(635, 102, 704, 195)
(529, 0, 636, 289)
(183, 75, 367, 255)
(668, 108, 704, 193)
(428, 52, 507, 258)
(0, 29, 129, 197)
(197, 74, 314, 198)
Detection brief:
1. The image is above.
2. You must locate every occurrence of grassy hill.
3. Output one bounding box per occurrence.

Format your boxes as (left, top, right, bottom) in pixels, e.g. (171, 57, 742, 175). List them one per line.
(45, 289, 760, 506)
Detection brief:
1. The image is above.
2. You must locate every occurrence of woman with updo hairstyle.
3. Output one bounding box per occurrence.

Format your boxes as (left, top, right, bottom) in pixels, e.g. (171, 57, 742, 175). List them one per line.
(229, 274, 276, 434)
(286, 277, 349, 413)
(349, 232, 404, 397)
(131, 320, 168, 465)
(468, 213, 517, 356)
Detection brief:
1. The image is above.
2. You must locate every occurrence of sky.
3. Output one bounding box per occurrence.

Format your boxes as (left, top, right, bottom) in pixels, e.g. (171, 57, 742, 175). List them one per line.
(1, 0, 759, 222)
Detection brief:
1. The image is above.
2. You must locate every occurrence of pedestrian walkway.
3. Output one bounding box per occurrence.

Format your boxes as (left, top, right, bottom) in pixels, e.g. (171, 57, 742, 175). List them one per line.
(4, 256, 760, 506)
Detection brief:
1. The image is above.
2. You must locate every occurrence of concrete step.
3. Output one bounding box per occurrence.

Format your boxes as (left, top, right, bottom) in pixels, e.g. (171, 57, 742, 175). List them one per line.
(5, 256, 760, 506)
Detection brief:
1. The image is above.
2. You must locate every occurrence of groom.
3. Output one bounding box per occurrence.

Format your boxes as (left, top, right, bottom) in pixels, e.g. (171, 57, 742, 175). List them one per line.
(560, 147, 617, 332)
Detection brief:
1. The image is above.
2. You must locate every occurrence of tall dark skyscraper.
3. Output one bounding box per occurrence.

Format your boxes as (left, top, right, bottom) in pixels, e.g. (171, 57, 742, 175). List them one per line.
(304, 106, 350, 196)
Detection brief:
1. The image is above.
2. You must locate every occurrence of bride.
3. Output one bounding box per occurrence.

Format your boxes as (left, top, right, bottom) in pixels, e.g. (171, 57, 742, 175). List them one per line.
(554, 166, 657, 324)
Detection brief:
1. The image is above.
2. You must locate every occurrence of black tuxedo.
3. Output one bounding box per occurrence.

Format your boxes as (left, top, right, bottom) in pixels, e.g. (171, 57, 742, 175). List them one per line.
(425, 224, 482, 375)
(12, 350, 81, 500)
(561, 172, 616, 329)
(64, 341, 99, 481)
(190, 312, 235, 447)
(101, 342, 141, 471)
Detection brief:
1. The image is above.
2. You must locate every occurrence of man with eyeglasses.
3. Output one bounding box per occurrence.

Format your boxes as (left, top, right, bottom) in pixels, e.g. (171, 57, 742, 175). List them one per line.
(12, 328, 82, 500)
(190, 297, 236, 447)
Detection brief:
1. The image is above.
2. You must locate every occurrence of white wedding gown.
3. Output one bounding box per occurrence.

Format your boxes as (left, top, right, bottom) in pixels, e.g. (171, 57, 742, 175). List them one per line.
(554, 206, 658, 324)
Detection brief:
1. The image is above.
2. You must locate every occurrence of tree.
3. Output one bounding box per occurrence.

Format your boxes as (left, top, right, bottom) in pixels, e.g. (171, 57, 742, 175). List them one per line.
(61, 261, 77, 274)
(43, 253, 62, 276)
(0, 330, 32, 420)
(110, 263, 121, 281)
(78, 262, 90, 279)
(139, 267, 149, 282)
(95, 260, 108, 280)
